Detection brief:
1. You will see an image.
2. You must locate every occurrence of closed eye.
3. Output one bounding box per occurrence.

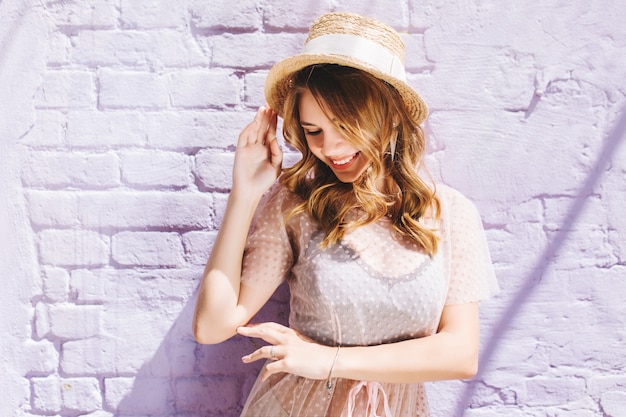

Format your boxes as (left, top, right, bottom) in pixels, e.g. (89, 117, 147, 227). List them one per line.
(304, 130, 322, 136)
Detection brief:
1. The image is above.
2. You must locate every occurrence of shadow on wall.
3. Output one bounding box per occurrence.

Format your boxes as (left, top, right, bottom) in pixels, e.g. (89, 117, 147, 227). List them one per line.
(116, 283, 290, 417)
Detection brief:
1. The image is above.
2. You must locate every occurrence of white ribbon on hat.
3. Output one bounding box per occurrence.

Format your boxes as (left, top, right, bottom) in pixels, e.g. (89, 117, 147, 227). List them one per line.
(302, 34, 407, 82)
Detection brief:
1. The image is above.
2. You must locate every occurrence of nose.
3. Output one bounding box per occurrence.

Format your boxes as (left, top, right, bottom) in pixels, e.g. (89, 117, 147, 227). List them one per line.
(321, 126, 347, 157)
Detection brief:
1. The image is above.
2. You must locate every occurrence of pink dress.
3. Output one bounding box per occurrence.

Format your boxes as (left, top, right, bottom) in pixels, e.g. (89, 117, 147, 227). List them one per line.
(239, 183, 499, 417)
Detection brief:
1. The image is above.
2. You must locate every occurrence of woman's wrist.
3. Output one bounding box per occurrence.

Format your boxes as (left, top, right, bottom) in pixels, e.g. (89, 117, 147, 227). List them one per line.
(325, 346, 341, 391)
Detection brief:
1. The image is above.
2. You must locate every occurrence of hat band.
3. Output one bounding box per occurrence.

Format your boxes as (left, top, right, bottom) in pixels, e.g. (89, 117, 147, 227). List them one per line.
(302, 34, 407, 82)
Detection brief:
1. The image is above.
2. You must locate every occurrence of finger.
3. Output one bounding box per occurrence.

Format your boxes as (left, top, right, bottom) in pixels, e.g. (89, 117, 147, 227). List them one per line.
(237, 322, 290, 345)
(236, 119, 258, 148)
(269, 136, 283, 170)
(236, 107, 266, 148)
(260, 359, 286, 382)
(241, 322, 292, 334)
(254, 107, 270, 145)
(241, 344, 280, 363)
(265, 109, 278, 144)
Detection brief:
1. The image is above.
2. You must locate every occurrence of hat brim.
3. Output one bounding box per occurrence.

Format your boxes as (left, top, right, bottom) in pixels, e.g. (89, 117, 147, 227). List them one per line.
(264, 53, 429, 125)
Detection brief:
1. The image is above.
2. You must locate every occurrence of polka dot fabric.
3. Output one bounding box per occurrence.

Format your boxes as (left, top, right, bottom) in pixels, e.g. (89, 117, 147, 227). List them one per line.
(240, 183, 499, 417)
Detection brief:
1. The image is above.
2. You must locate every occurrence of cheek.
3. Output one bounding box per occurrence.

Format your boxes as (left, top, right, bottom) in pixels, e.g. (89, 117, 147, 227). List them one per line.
(306, 137, 323, 156)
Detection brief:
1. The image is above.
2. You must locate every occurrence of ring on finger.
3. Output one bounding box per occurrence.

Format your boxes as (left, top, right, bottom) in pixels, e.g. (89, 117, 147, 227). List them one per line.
(270, 345, 276, 360)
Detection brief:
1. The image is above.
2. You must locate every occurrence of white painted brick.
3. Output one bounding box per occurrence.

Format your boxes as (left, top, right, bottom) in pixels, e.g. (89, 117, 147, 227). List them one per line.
(61, 337, 117, 375)
(486, 222, 546, 267)
(120, 150, 190, 188)
(154, 30, 210, 68)
(49, 304, 102, 339)
(66, 110, 146, 148)
(170, 69, 241, 108)
(432, 105, 596, 203)
(605, 191, 626, 263)
(401, 33, 430, 72)
(482, 198, 543, 227)
(42, 266, 70, 302)
(34, 70, 95, 109)
(70, 269, 106, 304)
(523, 377, 586, 406)
(21, 340, 58, 374)
(102, 377, 133, 410)
(194, 150, 233, 190)
(480, 372, 526, 406)
(245, 71, 269, 108)
(99, 70, 169, 109)
(71, 30, 208, 69)
(81, 268, 200, 305)
(20, 110, 66, 148)
(190, 0, 261, 29)
(46, 32, 70, 65)
(21, 151, 120, 188)
(145, 111, 252, 150)
(600, 391, 626, 417)
(31, 375, 61, 413)
(212, 192, 228, 227)
(545, 225, 616, 269)
(565, 266, 626, 308)
(120, 0, 187, 29)
(608, 229, 625, 265)
(112, 231, 184, 267)
(588, 375, 626, 399)
(104, 377, 170, 414)
(49, 0, 118, 28)
(334, 2, 409, 28)
(34, 302, 51, 339)
(212, 33, 304, 69)
(263, 2, 330, 29)
(148, 30, 211, 68)
(61, 377, 101, 412)
(76, 191, 213, 229)
(38, 230, 109, 267)
(33, 189, 213, 229)
(71, 30, 153, 67)
(488, 336, 543, 374)
(168, 338, 197, 377)
(408, 2, 440, 31)
(27, 191, 79, 228)
(182, 231, 215, 265)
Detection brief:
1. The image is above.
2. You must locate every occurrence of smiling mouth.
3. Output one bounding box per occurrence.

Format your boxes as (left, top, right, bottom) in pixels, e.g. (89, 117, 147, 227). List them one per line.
(329, 152, 359, 170)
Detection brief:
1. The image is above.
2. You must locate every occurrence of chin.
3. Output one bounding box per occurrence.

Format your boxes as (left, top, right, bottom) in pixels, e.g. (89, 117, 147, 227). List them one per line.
(332, 167, 369, 184)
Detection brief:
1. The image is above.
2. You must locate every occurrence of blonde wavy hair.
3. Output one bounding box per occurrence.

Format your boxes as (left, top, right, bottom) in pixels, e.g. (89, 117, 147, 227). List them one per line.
(279, 64, 441, 256)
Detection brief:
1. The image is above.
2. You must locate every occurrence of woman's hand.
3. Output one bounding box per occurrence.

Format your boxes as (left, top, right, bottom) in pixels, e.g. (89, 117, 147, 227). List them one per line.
(238, 322, 336, 382)
(232, 106, 283, 197)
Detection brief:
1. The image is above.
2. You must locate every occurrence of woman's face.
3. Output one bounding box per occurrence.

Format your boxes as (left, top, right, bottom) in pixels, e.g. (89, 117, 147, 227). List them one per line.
(298, 89, 370, 183)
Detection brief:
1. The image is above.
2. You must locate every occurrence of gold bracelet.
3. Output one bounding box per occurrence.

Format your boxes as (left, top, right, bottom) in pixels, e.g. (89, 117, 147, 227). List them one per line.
(325, 346, 341, 392)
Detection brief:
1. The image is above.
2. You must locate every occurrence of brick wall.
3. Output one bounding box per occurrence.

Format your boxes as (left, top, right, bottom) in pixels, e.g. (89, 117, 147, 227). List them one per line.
(1, 0, 625, 416)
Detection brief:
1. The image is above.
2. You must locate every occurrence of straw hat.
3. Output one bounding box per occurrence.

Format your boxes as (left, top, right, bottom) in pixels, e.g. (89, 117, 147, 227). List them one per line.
(264, 12, 428, 124)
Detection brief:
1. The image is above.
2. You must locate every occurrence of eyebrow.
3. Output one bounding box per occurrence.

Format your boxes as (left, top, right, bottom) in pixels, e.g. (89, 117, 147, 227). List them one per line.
(300, 121, 318, 127)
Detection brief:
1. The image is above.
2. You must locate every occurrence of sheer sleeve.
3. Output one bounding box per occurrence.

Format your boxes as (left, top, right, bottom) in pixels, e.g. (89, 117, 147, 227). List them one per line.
(240, 183, 295, 289)
(442, 187, 500, 305)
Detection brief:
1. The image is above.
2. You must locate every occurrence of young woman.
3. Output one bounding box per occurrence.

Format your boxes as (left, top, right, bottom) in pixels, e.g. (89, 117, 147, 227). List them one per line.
(193, 12, 499, 417)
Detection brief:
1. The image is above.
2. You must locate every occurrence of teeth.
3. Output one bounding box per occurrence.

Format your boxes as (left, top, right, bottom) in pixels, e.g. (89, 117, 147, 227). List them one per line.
(332, 154, 356, 165)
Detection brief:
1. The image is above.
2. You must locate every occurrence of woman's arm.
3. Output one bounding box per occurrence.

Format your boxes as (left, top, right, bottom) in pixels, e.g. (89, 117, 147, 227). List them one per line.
(332, 302, 479, 382)
(193, 106, 283, 345)
(237, 302, 480, 383)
